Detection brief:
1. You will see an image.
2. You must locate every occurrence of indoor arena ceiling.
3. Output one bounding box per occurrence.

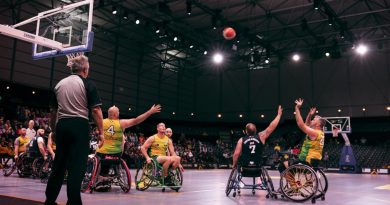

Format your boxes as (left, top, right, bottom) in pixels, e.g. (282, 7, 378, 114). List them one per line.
(2, 0, 390, 71)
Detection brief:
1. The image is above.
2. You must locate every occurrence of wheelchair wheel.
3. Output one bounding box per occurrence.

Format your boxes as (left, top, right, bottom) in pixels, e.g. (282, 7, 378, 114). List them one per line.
(170, 168, 183, 192)
(261, 167, 276, 198)
(17, 154, 32, 178)
(81, 156, 99, 193)
(315, 169, 328, 199)
(118, 159, 132, 193)
(225, 168, 238, 196)
(40, 158, 52, 183)
(135, 161, 155, 191)
(32, 157, 44, 178)
(3, 160, 16, 176)
(280, 164, 318, 202)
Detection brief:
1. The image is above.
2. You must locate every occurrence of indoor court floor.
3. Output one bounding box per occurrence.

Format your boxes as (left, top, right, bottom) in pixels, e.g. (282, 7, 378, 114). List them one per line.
(0, 169, 389, 205)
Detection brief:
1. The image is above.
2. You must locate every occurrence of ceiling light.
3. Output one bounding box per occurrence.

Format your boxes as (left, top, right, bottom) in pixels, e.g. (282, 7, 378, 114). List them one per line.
(356, 44, 368, 55)
(213, 53, 223, 64)
(112, 6, 117, 15)
(292, 54, 300, 61)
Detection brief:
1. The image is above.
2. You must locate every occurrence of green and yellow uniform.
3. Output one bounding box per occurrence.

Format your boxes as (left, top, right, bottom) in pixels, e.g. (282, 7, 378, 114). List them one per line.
(16, 136, 30, 153)
(149, 134, 169, 157)
(298, 130, 324, 164)
(97, 119, 123, 154)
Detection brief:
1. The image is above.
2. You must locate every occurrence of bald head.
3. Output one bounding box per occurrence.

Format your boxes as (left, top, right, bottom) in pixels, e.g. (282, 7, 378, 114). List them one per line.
(245, 123, 257, 136)
(28, 120, 34, 129)
(165, 128, 173, 138)
(108, 106, 119, 119)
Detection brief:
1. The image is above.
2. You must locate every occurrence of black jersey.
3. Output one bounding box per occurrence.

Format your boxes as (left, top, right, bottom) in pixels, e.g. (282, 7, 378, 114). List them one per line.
(240, 135, 264, 167)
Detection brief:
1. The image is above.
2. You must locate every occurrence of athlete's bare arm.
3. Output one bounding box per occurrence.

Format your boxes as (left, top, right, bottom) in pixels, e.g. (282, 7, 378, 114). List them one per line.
(140, 136, 154, 164)
(259, 105, 283, 144)
(120, 104, 161, 129)
(295, 99, 319, 140)
(232, 138, 243, 168)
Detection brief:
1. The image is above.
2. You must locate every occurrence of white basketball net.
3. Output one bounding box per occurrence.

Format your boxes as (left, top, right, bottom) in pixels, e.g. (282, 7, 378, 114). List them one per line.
(66, 52, 84, 68)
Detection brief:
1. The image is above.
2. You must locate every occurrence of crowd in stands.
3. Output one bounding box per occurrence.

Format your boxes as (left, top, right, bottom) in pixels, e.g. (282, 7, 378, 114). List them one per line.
(1, 105, 390, 171)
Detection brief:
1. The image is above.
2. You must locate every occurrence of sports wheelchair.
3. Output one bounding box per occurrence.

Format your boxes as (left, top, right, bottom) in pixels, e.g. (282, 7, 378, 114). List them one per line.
(81, 154, 131, 193)
(225, 165, 276, 198)
(3, 152, 44, 178)
(278, 162, 328, 203)
(135, 158, 183, 192)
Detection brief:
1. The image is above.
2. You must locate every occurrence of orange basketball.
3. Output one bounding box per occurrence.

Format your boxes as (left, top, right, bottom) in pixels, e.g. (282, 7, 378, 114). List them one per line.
(222, 27, 236, 40)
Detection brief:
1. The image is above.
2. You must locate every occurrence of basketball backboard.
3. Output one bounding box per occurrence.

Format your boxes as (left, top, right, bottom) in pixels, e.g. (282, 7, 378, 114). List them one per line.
(0, 0, 94, 60)
(322, 116, 351, 134)
(33, 0, 94, 59)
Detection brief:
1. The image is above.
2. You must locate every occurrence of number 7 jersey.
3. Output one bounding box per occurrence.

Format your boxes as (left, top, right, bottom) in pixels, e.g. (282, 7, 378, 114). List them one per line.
(240, 135, 264, 167)
(97, 119, 123, 154)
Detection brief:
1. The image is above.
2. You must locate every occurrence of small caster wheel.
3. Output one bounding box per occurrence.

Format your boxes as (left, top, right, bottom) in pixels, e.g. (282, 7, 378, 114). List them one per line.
(311, 198, 316, 204)
(252, 190, 255, 195)
(321, 196, 325, 200)
(162, 188, 165, 192)
(266, 194, 269, 198)
(233, 192, 236, 197)
(274, 195, 278, 199)
(281, 195, 284, 198)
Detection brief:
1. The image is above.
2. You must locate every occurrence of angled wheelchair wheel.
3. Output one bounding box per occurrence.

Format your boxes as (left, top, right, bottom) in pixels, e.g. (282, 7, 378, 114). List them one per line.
(135, 161, 155, 191)
(40, 157, 52, 183)
(81, 156, 99, 193)
(32, 157, 44, 178)
(315, 169, 328, 199)
(170, 168, 183, 192)
(17, 154, 32, 178)
(225, 168, 238, 196)
(118, 159, 132, 193)
(3, 160, 16, 177)
(280, 164, 318, 202)
(261, 167, 276, 198)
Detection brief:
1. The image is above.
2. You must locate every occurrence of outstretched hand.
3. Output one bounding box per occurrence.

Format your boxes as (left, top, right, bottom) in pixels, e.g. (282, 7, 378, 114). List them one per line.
(149, 104, 162, 114)
(295, 98, 304, 108)
(309, 107, 317, 115)
(277, 105, 283, 116)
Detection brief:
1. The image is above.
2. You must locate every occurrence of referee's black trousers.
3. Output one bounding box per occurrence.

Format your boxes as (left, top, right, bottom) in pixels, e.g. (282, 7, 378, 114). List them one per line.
(45, 118, 90, 205)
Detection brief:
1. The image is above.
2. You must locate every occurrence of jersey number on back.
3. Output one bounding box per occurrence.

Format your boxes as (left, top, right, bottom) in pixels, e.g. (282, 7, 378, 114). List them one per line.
(249, 145, 256, 153)
(107, 125, 115, 135)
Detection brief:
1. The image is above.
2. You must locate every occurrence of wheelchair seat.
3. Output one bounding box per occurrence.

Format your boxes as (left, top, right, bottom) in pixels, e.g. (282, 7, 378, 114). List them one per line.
(240, 166, 263, 178)
(226, 165, 276, 198)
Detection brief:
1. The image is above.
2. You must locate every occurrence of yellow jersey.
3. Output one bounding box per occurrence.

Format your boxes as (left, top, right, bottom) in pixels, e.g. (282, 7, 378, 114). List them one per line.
(97, 119, 123, 154)
(16, 136, 30, 153)
(149, 134, 169, 157)
(298, 130, 325, 164)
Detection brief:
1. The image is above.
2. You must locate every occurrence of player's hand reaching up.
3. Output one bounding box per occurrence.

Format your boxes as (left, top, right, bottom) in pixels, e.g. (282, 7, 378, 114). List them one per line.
(309, 107, 317, 115)
(149, 104, 162, 114)
(295, 98, 304, 108)
(277, 105, 283, 116)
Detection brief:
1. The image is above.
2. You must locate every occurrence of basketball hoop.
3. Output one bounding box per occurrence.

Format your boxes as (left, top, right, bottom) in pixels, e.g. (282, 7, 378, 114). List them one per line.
(66, 52, 84, 68)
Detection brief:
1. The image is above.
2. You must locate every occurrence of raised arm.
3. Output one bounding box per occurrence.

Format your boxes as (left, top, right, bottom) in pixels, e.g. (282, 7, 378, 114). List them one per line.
(232, 138, 243, 168)
(305, 107, 316, 126)
(259, 105, 283, 144)
(140, 136, 154, 164)
(120, 104, 161, 129)
(294, 98, 319, 139)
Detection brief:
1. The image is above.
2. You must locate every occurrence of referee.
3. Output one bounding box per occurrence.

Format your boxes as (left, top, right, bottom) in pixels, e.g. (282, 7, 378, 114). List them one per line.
(45, 55, 104, 205)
